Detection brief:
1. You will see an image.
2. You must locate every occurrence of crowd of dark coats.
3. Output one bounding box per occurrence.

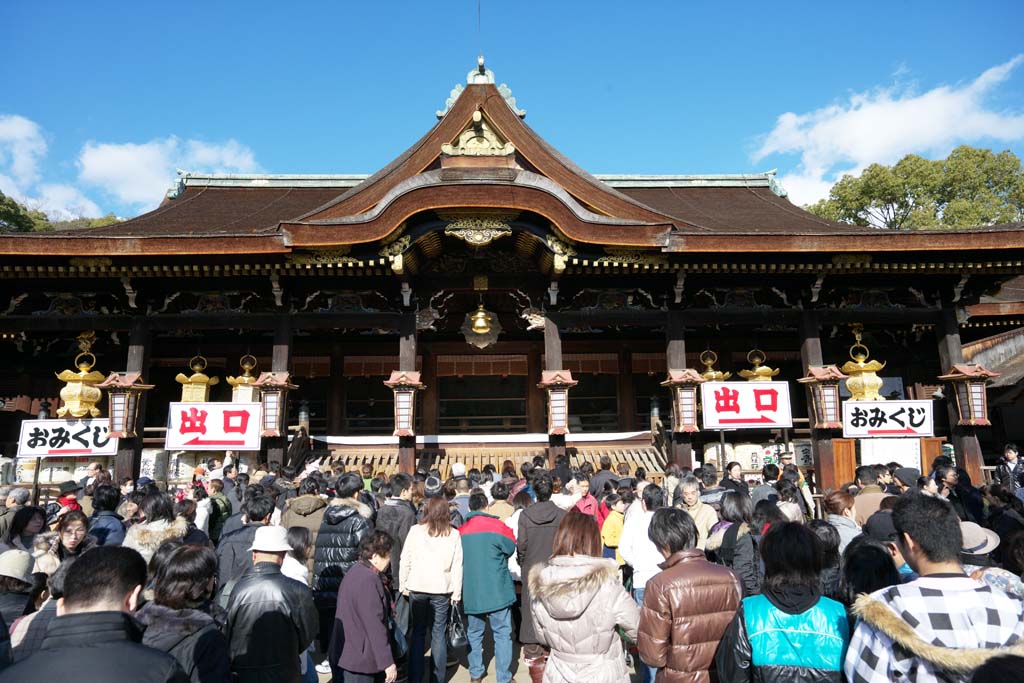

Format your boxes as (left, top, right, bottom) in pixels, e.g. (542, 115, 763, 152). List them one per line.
(0, 445, 1020, 683)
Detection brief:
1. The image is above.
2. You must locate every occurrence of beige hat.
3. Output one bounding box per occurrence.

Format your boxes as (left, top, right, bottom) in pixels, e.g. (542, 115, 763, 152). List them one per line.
(249, 525, 291, 553)
(0, 549, 34, 584)
(960, 521, 1000, 556)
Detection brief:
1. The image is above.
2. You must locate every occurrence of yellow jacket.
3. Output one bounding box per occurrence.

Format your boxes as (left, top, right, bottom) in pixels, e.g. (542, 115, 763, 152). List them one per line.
(601, 509, 625, 565)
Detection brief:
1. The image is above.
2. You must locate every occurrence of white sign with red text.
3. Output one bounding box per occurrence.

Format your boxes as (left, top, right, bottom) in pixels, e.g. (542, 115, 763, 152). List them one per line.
(700, 382, 793, 430)
(165, 402, 262, 451)
(842, 400, 933, 438)
(18, 418, 118, 457)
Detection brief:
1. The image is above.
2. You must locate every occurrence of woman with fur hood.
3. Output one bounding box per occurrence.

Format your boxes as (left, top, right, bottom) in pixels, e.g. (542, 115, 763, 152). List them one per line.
(136, 544, 230, 683)
(529, 509, 639, 683)
(32, 510, 96, 575)
(123, 493, 190, 564)
(705, 492, 761, 596)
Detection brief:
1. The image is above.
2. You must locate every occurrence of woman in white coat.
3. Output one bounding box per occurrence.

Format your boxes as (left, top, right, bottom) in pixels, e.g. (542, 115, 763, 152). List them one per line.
(529, 509, 639, 683)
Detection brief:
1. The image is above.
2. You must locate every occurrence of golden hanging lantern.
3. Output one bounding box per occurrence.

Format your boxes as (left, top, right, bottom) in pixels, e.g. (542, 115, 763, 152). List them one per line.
(55, 332, 105, 418)
(470, 305, 493, 334)
(699, 350, 731, 381)
(226, 355, 260, 403)
(175, 356, 220, 403)
(841, 325, 886, 401)
(738, 349, 780, 381)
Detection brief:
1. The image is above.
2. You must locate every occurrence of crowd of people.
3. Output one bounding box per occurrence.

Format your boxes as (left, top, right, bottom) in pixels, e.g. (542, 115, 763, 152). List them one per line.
(0, 444, 1020, 682)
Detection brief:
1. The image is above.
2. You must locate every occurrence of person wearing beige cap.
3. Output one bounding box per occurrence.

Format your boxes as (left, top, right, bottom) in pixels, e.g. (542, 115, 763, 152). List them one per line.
(225, 524, 318, 683)
(960, 521, 1024, 599)
(0, 549, 34, 626)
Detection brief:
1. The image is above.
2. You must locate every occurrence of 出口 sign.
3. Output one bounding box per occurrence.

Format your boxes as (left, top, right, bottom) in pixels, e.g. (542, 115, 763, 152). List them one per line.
(18, 418, 118, 457)
(842, 400, 933, 438)
(165, 402, 262, 451)
(701, 382, 793, 430)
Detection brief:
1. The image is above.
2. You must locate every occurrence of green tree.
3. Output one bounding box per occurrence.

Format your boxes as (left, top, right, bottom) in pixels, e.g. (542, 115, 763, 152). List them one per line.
(806, 146, 1024, 230)
(0, 190, 42, 232)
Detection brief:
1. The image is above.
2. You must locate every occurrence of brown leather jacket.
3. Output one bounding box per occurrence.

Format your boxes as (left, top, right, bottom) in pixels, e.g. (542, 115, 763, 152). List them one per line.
(637, 549, 742, 683)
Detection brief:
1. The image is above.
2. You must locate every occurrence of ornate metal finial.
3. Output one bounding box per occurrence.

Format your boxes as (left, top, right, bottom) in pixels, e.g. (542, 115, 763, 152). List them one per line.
(55, 331, 105, 418)
(739, 349, 780, 382)
(437, 58, 526, 119)
(841, 324, 887, 401)
(699, 349, 731, 381)
(175, 355, 220, 402)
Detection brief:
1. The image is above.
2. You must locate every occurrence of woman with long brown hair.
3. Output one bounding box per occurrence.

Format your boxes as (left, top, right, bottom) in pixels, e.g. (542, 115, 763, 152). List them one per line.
(529, 509, 639, 683)
(399, 495, 463, 683)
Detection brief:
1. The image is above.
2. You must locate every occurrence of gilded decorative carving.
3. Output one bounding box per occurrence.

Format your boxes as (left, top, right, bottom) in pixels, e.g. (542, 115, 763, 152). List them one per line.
(441, 111, 515, 157)
(175, 356, 220, 403)
(444, 218, 513, 247)
(545, 235, 576, 273)
(378, 235, 411, 258)
(286, 248, 357, 266)
(591, 249, 668, 267)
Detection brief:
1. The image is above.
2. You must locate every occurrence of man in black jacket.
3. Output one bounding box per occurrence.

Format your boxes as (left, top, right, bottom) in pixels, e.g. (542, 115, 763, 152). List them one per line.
(0, 546, 187, 682)
(216, 494, 275, 591)
(375, 472, 417, 592)
(589, 455, 617, 496)
(996, 442, 1024, 492)
(227, 526, 318, 683)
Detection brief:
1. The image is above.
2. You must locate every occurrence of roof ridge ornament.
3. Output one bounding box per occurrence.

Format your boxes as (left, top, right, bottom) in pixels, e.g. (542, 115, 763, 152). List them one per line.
(166, 169, 188, 199)
(436, 56, 526, 120)
(765, 169, 788, 198)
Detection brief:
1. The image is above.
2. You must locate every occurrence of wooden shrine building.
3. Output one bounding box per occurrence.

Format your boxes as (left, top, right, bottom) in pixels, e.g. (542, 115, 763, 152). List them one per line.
(2, 60, 1023, 491)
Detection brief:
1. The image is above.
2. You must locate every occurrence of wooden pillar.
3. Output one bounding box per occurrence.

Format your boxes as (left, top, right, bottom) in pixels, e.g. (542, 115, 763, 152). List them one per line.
(617, 349, 637, 432)
(543, 317, 565, 465)
(800, 311, 837, 491)
(421, 346, 439, 435)
(526, 346, 545, 433)
(114, 317, 151, 482)
(936, 305, 984, 484)
(266, 317, 292, 465)
(665, 310, 694, 469)
(328, 342, 345, 435)
(398, 312, 417, 473)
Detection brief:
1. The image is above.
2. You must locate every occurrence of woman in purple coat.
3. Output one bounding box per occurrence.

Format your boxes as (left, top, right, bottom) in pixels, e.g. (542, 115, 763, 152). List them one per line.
(335, 530, 398, 683)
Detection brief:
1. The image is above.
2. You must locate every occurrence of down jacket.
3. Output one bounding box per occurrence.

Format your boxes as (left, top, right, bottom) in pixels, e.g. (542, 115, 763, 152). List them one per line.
(529, 555, 639, 683)
(716, 593, 849, 683)
(313, 496, 374, 606)
(136, 601, 230, 683)
(705, 522, 761, 597)
(637, 549, 742, 683)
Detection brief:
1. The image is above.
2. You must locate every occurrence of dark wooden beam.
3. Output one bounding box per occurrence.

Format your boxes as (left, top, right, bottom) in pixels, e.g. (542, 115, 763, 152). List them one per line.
(115, 317, 150, 482)
(543, 317, 562, 370)
(267, 316, 292, 464)
(421, 348, 439, 435)
(664, 310, 693, 469)
(527, 345, 544, 432)
(1, 312, 405, 332)
(399, 313, 417, 372)
(936, 304, 984, 485)
(799, 310, 837, 491)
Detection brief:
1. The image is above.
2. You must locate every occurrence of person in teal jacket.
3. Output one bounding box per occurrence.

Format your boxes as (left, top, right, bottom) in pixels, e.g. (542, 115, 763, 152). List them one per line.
(459, 491, 517, 683)
(716, 521, 850, 683)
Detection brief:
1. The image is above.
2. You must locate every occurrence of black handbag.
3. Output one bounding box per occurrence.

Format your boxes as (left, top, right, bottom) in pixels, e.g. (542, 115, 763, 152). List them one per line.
(446, 602, 468, 650)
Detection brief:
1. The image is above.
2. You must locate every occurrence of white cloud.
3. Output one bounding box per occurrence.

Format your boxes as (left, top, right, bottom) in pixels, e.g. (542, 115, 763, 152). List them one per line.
(34, 184, 103, 221)
(78, 136, 261, 210)
(755, 55, 1024, 206)
(0, 114, 47, 191)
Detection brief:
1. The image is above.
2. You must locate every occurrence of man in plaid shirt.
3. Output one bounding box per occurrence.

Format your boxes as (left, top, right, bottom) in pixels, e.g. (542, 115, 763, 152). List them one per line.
(845, 493, 1024, 682)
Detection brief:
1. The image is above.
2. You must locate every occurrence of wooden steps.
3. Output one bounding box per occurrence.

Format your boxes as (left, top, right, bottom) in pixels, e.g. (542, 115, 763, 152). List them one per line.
(326, 442, 667, 483)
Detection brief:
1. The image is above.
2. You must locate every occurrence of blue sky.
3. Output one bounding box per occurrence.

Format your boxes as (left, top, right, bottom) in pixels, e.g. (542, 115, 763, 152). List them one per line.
(2, 1, 1023, 219)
